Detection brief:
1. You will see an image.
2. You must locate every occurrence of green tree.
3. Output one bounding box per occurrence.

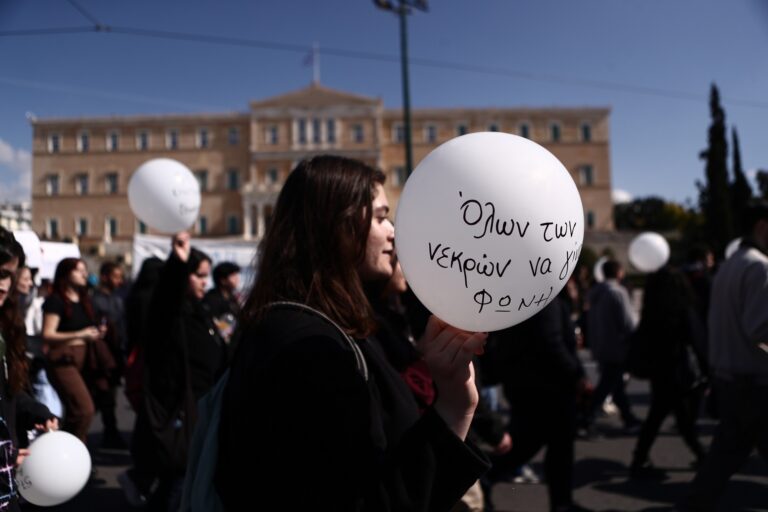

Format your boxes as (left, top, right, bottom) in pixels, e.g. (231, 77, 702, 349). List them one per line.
(614, 196, 694, 231)
(757, 169, 768, 199)
(698, 84, 733, 255)
(730, 127, 752, 233)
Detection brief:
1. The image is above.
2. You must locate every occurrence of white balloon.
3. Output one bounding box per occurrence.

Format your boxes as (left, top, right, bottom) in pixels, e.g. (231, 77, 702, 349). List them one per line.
(395, 132, 584, 332)
(128, 158, 200, 233)
(15, 431, 91, 506)
(628, 232, 670, 273)
(725, 237, 741, 259)
(593, 256, 608, 283)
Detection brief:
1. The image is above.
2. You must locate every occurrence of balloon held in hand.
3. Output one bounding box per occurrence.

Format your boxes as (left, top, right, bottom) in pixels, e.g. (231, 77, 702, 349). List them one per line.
(128, 158, 201, 233)
(395, 132, 584, 332)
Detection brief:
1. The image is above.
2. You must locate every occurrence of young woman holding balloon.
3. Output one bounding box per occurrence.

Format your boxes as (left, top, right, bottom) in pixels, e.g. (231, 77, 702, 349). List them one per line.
(214, 155, 490, 510)
(0, 249, 58, 511)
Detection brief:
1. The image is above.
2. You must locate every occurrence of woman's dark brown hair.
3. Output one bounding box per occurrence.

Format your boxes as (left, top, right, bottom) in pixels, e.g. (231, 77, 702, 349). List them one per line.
(0, 269, 29, 395)
(241, 155, 386, 338)
(52, 257, 95, 321)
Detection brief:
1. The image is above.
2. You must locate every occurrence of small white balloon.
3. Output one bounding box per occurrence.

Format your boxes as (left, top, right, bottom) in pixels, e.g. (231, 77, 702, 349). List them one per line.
(128, 158, 200, 233)
(725, 237, 741, 259)
(628, 232, 670, 273)
(593, 256, 608, 283)
(15, 431, 91, 506)
(395, 132, 584, 332)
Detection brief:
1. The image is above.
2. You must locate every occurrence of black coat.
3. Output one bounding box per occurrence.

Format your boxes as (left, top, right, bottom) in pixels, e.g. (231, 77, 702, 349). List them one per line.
(215, 306, 489, 511)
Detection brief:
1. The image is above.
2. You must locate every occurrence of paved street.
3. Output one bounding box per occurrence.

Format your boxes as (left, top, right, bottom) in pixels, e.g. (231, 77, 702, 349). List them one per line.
(21, 364, 768, 511)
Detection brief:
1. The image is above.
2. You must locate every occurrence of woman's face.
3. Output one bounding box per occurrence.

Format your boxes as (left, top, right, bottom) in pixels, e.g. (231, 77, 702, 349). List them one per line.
(0, 276, 11, 308)
(359, 184, 395, 283)
(16, 267, 33, 295)
(188, 259, 211, 301)
(69, 262, 88, 288)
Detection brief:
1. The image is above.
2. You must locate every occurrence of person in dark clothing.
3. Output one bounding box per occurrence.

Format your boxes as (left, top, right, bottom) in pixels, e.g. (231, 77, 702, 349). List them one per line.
(629, 266, 706, 479)
(489, 290, 590, 512)
(203, 261, 240, 343)
(0, 253, 58, 511)
(139, 235, 228, 512)
(91, 261, 127, 449)
(215, 155, 490, 511)
(118, 256, 164, 507)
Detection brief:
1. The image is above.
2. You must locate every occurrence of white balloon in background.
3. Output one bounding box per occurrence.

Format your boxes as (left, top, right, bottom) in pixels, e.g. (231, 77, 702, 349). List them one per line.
(628, 232, 670, 273)
(395, 132, 584, 332)
(128, 158, 200, 233)
(15, 431, 91, 506)
(593, 256, 608, 283)
(725, 237, 741, 259)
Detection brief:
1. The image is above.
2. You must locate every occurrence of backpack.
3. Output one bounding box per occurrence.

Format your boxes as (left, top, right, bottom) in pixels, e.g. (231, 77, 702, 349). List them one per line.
(179, 301, 368, 512)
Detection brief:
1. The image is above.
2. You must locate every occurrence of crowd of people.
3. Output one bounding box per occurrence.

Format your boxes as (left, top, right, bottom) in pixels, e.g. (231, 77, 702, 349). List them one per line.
(0, 154, 767, 511)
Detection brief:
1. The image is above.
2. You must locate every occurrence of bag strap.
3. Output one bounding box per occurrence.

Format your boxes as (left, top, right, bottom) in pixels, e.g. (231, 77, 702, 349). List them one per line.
(266, 301, 368, 382)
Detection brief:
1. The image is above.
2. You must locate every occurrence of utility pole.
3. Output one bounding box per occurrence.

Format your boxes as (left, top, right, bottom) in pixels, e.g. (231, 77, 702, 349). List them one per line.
(373, 0, 428, 177)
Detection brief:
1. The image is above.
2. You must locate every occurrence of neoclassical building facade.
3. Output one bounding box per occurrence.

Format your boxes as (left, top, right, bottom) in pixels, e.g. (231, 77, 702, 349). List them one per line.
(30, 83, 613, 254)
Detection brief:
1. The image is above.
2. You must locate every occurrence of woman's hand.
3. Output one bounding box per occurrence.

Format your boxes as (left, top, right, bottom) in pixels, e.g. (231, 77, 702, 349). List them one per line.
(34, 417, 59, 432)
(172, 231, 191, 263)
(15, 448, 30, 467)
(417, 316, 487, 441)
(79, 326, 100, 341)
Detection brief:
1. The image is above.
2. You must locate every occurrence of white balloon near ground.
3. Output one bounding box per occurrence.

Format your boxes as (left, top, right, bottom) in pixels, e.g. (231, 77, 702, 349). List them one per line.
(15, 431, 91, 506)
(128, 158, 200, 233)
(628, 232, 670, 273)
(593, 256, 608, 282)
(395, 132, 584, 332)
(725, 237, 741, 259)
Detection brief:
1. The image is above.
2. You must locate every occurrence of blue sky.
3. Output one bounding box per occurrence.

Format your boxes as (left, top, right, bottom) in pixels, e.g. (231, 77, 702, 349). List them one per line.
(1, 0, 767, 205)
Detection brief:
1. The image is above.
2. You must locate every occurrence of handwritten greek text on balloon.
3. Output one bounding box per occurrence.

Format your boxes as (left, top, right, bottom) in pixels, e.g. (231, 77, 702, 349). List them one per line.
(541, 221, 578, 242)
(427, 242, 512, 288)
(472, 286, 554, 314)
(459, 192, 531, 240)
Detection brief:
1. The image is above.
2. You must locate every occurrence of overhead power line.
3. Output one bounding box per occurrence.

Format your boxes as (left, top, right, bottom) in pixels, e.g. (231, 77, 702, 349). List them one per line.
(1, 22, 767, 110)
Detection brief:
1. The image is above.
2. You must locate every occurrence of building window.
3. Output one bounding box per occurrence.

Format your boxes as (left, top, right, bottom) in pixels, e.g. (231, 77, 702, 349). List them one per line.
(77, 131, 90, 152)
(456, 124, 468, 137)
(48, 134, 61, 153)
(106, 216, 118, 238)
(581, 123, 592, 142)
(197, 128, 209, 149)
(105, 173, 119, 194)
(228, 127, 240, 146)
(586, 211, 596, 229)
(195, 170, 209, 192)
(352, 124, 364, 143)
(227, 215, 239, 235)
(392, 166, 408, 187)
(519, 123, 531, 139)
(578, 165, 594, 186)
(75, 218, 88, 237)
(393, 123, 405, 143)
(75, 174, 89, 195)
(46, 218, 59, 239)
(166, 129, 179, 150)
(45, 175, 60, 196)
(266, 168, 279, 184)
(312, 118, 322, 144)
(424, 124, 438, 144)
(327, 119, 336, 143)
(488, 123, 499, 132)
(107, 131, 119, 152)
(267, 125, 279, 145)
(137, 130, 150, 150)
(227, 168, 240, 191)
(198, 216, 208, 235)
(550, 122, 561, 142)
(297, 119, 307, 144)
(137, 220, 147, 234)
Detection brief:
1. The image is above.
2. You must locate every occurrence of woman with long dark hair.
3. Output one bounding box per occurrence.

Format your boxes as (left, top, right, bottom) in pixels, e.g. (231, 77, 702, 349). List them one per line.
(42, 258, 105, 443)
(215, 155, 490, 510)
(0, 264, 58, 511)
(630, 266, 707, 478)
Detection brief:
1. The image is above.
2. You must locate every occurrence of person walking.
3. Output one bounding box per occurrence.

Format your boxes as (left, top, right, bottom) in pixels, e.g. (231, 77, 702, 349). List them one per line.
(680, 201, 768, 510)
